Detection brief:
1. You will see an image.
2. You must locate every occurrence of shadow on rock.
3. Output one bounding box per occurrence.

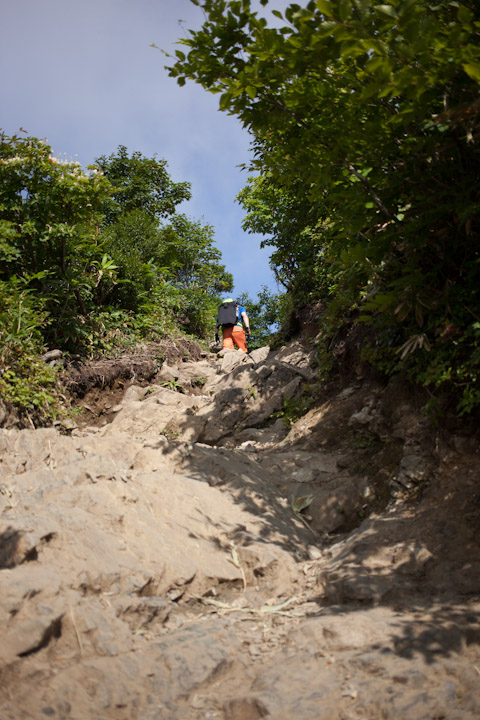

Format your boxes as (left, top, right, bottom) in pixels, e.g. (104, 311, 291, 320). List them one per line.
(0, 527, 22, 569)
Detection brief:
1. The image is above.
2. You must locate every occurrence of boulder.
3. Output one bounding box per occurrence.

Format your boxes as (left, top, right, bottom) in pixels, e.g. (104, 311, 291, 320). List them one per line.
(249, 346, 270, 364)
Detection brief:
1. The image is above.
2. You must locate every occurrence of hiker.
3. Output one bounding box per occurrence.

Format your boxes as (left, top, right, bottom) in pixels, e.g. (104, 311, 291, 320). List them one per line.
(215, 298, 251, 353)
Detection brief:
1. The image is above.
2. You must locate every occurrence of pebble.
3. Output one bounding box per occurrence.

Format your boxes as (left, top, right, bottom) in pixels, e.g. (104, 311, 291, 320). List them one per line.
(307, 545, 322, 560)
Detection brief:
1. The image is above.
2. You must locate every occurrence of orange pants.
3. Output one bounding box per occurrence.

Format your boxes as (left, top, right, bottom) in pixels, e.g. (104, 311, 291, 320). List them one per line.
(222, 325, 247, 353)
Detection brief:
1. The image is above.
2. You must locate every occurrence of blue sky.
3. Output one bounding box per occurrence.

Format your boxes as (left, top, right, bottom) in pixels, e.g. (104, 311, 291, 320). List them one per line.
(1, 0, 290, 300)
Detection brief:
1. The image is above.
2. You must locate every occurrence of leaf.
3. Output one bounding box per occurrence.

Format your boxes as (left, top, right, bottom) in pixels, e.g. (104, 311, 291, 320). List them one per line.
(457, 5, 473, 24)
(359, 39, 386, 54)
(415, 304, 424, 327)
(397, 333, 430, 359)
(358, 314, 374, 324)
(316, 0, 333, 16)
(259, 596, 298, 613)
(374, 4, 398, 18)
(219, 92, 232, 111)
(272, 9, 283, 19)
(229, 543, 240, 568)
(364, 56, 386, 74)
(338, 0, 353, 21)
(463, 63, 480, 84)
(360, 82, 383, 100)
(340, 243, 367, 263)
(196, 597, 234, 609)
(341, 40, 368, 59)
(291, 494, 314, 513)
(319, 20, 338, 32)
(398, 335, 417, 359)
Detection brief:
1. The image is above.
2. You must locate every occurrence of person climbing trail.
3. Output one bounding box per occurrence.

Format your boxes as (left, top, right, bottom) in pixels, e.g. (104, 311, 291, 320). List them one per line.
(215, 298, 251, 353)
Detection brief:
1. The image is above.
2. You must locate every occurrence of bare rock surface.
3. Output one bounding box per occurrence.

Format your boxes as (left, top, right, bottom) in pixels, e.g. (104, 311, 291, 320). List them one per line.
(1, 342, 479, 719)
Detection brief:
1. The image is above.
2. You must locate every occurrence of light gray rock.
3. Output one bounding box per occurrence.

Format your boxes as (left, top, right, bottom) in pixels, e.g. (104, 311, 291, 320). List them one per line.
(348, 398, 376, 427)
(336, 386, 357, 400)
(272, 341, 315, 369)
(220, 350, 253, 374)
(255, 363, 275, 381)
(243, 376, 303, 429)
(249, 346, 270, 364)
(41, 349, 63, 363)
(235, 419, 288, 448)
(122, 385, 149, 402)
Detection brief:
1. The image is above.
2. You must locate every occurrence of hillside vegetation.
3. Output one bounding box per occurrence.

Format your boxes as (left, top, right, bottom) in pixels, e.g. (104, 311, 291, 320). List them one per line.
(167, 0, 480, 417)
(0, 138, 240, 423)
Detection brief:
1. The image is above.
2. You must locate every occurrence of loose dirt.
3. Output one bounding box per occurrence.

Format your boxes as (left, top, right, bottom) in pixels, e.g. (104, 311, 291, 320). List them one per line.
(0, 340, 479, 719)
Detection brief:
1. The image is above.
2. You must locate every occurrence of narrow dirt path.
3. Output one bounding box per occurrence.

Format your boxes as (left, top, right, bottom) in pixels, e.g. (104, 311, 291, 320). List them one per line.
(1, 342, 479, 719)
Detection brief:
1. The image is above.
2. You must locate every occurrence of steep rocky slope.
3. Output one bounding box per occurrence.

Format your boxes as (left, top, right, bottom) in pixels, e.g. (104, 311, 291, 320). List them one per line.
(1, 342, 479, 719)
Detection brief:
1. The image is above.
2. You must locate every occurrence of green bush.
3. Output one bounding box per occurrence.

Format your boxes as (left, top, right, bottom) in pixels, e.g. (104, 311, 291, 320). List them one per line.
(0, 278, 63, 423)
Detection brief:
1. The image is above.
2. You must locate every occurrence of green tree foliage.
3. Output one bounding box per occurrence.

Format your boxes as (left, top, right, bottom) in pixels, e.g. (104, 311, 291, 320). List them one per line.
(237, 174, 324, 293)
(237, 285, 283, 349)
(155, 214, 234, 337)
(100, 208, 161, 310)
(157, 214, 233, 294)
(96, 147, 233, 333)
(95, 145, 191, 224)
(167, 0, 480, 413)
(95, 146, 191, 311)
(0, 132, 115, 347)
(0, 132, 233, 421)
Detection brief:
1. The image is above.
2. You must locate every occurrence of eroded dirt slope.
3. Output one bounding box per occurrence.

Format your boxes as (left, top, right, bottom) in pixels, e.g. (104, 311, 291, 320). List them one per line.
(1, 342, 479, 720)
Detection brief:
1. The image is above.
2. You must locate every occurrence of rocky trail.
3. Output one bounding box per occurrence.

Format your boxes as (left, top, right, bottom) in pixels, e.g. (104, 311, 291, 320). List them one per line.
(1, 341, 479, 720)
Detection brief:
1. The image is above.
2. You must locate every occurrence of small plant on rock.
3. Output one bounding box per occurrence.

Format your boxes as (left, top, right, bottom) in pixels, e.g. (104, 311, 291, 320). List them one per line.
(160, 379, 184, 393)
(274, 392, 313, 427)
(191, 375, 207, 388)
